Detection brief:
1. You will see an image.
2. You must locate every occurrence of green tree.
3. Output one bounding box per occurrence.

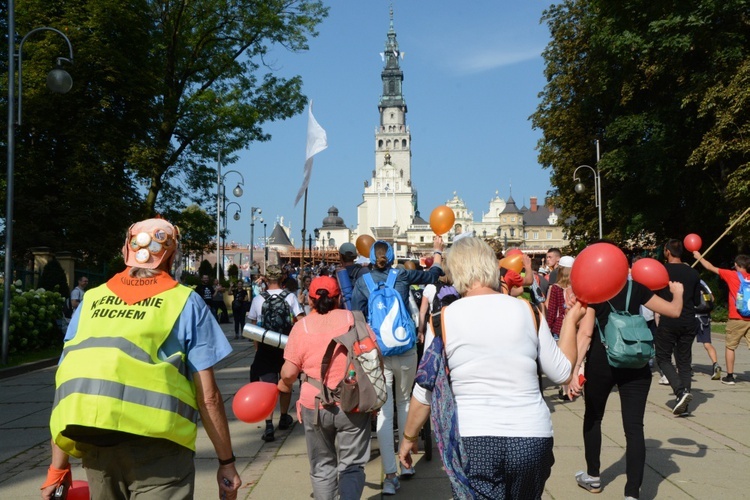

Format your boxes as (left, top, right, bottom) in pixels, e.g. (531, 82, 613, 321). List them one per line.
(175, 204, 216, 262)
(533, 0, 750, 251)
(198, 259, 213, 278)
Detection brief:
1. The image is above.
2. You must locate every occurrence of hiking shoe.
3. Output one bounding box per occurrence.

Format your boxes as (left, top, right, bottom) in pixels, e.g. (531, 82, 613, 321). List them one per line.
(278, 413, 293, 430)
(672, 391, 693, 415)
(677, 404, 690, 417)
(722, 374, 736, 385)
(382, 476, 400, 495)
(400, 466, 416, 479)
(575, 471, 602, 493)
(712, 364, 722, 380)
(261, 426, 275, 442)
(658, 375, 669, 385)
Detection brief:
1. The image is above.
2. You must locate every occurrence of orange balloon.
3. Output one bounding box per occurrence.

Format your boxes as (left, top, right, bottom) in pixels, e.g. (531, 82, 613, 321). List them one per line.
(506, 248, 523, 258)
(429, 205, 456, 235)
(499, 254, 523, 273)
(355, 235, 376, 256)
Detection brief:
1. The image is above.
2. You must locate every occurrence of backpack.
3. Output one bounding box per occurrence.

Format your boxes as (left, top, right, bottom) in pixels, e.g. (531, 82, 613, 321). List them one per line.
(736, 272, 750, 317)
(596, 280, 654, 369)
(303, 311, 387, 418)
(62, 297, 73, 319)
(363, 269, 416, 356)
(694, 280, 714, 315)
(429, 283, 460, 339)
(260, 291, 293, 335)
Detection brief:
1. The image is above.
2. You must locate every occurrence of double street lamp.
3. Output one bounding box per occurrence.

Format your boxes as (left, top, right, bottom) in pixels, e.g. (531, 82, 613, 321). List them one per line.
(216, 152, 244, 281)
(3, 22, 74, 365)
(250, 207, 262, 274)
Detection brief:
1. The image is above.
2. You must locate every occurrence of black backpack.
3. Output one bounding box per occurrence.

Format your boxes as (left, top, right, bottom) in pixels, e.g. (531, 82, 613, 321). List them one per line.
(695, 281, 714, 314)
(430, 283, 461, 338)
(62, 297, 73, 319)
(260, 291, 293, 335)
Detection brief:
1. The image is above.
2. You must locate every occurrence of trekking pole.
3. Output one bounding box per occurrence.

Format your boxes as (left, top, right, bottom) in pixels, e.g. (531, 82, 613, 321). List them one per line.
(692, 206, 750, 267)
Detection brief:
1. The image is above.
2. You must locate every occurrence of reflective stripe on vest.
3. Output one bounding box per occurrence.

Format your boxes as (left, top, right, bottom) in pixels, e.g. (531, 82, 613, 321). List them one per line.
(50, 282, 197, 457)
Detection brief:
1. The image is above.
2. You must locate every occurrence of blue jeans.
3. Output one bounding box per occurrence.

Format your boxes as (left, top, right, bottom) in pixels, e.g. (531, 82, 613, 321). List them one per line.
(655, 321, 698, 395)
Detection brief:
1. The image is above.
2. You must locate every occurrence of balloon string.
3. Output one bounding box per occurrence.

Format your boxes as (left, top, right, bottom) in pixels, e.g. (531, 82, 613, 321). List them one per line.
(691, 206, 750, 268)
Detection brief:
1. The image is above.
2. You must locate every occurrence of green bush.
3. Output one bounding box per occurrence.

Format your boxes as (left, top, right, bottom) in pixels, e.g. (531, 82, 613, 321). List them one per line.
(38, 258, 70, 298)
(1, 281, 64, 356)
(711, 305, 728, 323)
(198, 259, 213, 277)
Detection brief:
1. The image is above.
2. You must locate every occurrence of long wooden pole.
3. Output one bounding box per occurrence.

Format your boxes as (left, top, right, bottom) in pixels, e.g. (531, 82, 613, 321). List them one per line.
(692, 206, 750, 267)
(301, 188, 308, 270)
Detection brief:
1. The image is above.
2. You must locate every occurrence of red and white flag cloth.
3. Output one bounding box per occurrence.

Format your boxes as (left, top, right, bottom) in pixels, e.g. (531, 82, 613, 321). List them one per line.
(294, 101, 328, 206)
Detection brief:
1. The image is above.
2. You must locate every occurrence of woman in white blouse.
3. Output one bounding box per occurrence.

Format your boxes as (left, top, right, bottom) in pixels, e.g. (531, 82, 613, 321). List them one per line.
(399, 237, 582, 499)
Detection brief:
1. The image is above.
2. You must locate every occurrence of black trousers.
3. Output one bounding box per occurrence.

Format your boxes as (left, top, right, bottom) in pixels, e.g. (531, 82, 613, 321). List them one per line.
(655, 321, 698, 396)
(583, 351, 651, 499)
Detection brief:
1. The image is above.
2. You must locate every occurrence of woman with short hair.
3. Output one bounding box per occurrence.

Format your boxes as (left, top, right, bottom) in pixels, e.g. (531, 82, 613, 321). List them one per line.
(399, 237, 581, 499)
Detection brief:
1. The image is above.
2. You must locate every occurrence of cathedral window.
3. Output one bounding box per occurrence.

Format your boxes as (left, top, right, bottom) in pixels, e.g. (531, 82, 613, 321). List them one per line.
(378, 139, 383, 148)
(533, 232, 539, 240)
(386, 139, 392, 148)
(389, 80, 395, 93)
(402, 139, 407, 148)
(547, 231, 552, 239)
(510, 229, 515, 237)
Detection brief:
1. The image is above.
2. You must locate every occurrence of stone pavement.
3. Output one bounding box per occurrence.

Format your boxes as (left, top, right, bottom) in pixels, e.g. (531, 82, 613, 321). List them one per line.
(1, 325, 748, 499)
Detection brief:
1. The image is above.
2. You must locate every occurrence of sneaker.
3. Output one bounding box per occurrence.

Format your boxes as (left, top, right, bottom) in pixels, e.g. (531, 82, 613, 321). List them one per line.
(575, 471, 601, 493)
(712, 364, 722, 380)
(676, 404, 690, 417)
(278, 413, 293, 430)
(672, 391, 693, 415)
(261, 426, 275, 442)
(721, 374, 736, 385)
(400, 466, 416, 479)
(382, 476, 400, 495)
(658, 375, 669, 385)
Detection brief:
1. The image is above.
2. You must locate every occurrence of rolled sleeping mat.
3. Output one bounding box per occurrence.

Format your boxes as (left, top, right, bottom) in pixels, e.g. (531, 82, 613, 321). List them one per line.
(336, 268, 354, 311)
(242, 323, 288, 349)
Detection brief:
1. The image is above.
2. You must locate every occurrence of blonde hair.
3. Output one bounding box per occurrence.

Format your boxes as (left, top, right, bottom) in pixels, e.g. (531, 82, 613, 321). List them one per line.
(556, 265, 572, 287)
(447, 237, 499, 295)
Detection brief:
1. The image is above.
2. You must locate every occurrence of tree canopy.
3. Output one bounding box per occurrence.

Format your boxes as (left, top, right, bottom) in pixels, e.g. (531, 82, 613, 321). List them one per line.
(2, 0, 327, 267)
(532, 0, 750, 253)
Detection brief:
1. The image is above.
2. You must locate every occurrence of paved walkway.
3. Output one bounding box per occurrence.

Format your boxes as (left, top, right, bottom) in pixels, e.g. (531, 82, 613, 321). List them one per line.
(1, 326, 748, 499)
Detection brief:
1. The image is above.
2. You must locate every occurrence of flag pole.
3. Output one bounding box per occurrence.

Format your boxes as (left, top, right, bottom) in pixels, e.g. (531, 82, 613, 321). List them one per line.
(301, 188, 308, 271)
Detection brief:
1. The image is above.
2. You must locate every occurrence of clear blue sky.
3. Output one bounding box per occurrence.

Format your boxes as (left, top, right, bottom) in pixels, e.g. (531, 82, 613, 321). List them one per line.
(223, 1, 555, 247)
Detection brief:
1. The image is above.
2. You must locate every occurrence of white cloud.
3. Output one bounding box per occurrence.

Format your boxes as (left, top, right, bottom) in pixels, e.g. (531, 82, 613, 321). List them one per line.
(452, 47, 545, 75)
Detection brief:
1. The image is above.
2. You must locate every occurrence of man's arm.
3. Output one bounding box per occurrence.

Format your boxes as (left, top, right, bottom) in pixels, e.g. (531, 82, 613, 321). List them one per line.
(693, 251, 720, 274)
(193, 368, 241, 499)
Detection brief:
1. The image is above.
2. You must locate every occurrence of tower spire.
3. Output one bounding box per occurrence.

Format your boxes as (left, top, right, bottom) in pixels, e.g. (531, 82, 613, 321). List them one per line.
(379, 4, 406, 111)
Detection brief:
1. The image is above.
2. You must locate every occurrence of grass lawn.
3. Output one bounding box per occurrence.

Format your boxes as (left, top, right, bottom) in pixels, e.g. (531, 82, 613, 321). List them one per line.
(4, 346, 61, 368)
(712, 322, 726, 335)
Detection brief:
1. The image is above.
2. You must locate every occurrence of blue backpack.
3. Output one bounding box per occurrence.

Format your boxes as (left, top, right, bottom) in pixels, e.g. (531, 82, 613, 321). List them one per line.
(736, 272, 750, 317)
(363, 270, 416, 356)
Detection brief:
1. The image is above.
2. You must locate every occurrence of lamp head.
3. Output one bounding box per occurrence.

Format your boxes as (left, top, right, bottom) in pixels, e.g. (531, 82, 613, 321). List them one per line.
(47, 59, 73, 94)
(233, 184, 243, 197)
(575, 182, 586, 194)
(233, 211, 240, 221)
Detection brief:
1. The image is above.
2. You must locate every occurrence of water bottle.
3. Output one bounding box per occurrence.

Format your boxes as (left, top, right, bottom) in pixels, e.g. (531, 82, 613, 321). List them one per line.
(344, 368, 357, 385)
(737, 289, 744, 311)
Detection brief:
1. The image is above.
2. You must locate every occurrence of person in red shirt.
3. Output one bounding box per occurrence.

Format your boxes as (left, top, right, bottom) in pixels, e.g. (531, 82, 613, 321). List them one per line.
(692, 252, 750, 385)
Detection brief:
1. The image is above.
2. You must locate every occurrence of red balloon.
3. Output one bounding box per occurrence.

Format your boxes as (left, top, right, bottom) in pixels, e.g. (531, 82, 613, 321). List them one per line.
(683, 233, 702, 252)
(68, 481, 90, 500)
(570, 243, 629, 304)
(631, 258, 669, 291)
(232, 382, 279, 423)
(506, 248, 523, 258)
(424, 257, 434, 268)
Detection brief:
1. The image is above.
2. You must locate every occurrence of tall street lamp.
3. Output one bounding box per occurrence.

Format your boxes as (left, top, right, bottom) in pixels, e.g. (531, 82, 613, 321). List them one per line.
(250, 207, 262, 274)
(221, 202, 241, 269)
(216, 151, 244, 281)
(573, 141, 603, 239)
(3, 22, 74, 365)
(263, 222, 268, 273)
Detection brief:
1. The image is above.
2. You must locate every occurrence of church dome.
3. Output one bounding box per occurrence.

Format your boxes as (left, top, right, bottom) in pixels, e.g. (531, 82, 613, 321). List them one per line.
(322, 206, 346, 228)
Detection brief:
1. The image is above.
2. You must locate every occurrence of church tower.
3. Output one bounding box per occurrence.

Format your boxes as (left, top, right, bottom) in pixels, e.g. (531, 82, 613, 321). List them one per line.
(356, 7, 416, 242)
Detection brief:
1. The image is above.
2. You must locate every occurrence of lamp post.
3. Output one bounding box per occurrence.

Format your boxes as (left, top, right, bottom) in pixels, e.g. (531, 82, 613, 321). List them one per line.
(250, 207, 262, 274)
(216, 152, 244, 281)
(3, 22, 74, 365)
(222, 202, 241, 269)
(263, 222, 268, 273)
(313, 228, 320, 268)
(572, 140, 603, 239)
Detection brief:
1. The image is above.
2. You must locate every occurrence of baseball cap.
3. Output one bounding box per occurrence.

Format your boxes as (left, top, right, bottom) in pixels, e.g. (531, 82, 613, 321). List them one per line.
(265, 265, 283, 280)
(559, 256, 575, 268)
(309, 276, 340, 299)
(339, 242, 357, 258)
(122, 218, 180, 270)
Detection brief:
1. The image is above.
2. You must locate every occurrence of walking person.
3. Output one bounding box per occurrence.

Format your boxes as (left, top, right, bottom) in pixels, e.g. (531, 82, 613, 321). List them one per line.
(567, 245, 684, 500)
(279, 276, 377, 500)
(692, 252, 750, 385)
(231, 280, 250, 340)
(654, 239, 702, 415)
(41, 218, 241, 500)
(350, 237, 444, 494)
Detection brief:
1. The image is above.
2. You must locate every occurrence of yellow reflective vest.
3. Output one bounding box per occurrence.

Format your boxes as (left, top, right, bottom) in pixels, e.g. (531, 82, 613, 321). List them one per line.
(50, 283, 198, 458)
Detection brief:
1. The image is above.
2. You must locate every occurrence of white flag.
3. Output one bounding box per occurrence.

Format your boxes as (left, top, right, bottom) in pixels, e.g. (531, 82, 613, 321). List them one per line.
(294, 101, 328, 206)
